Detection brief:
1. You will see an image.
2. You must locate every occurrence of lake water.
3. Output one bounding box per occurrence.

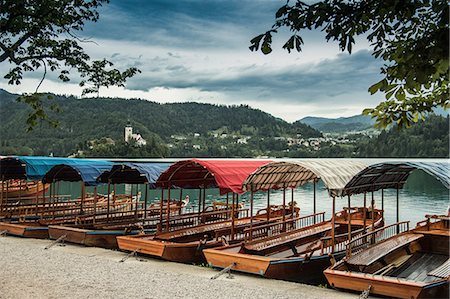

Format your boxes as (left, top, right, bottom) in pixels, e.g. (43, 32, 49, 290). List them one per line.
(55, 167, 449, 227)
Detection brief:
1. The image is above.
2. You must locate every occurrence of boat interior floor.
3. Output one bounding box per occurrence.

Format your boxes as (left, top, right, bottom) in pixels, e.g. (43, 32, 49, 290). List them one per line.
(388, 252, 448, 283)
(243, 222, 335, 258)
(266, 238, 324, 259)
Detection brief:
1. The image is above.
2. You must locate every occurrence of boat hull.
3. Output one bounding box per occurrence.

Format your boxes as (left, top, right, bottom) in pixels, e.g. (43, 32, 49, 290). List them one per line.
(0, 222, 48, 239)
(324, 217, 450, 299)
(48, 225, 146, 249)
(1, 181, 48, 199)
(324, 267, 449, 299)
(205, 246, 344, 284)
(117, 234, 221, 263)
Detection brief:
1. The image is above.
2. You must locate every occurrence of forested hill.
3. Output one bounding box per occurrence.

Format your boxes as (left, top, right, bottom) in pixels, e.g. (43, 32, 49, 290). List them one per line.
(356, 114, 449, 157)
(0, 89, 321, 156)
(300, 115, 375, 132)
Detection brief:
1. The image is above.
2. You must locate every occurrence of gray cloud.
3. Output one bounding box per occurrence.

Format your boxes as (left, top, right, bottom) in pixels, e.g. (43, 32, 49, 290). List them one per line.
(1, 0, 386, 120)
(123, 49, 383, 107)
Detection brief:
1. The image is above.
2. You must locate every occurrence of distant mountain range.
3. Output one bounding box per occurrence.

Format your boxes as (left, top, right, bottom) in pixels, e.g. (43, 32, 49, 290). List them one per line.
(300, 115, 376, 133)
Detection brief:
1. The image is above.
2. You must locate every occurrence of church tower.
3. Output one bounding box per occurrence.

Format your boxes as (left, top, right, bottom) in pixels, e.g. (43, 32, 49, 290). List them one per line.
(124, 121, 133, 143)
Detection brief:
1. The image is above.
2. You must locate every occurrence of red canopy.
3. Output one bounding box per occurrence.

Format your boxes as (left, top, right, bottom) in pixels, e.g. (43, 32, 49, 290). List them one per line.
(156, 159, 271, 194)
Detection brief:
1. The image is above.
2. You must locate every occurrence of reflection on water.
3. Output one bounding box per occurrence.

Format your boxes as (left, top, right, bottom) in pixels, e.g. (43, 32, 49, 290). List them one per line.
(53, 169, 449, 227)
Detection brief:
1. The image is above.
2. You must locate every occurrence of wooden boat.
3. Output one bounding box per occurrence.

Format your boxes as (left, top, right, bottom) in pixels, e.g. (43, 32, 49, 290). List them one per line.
(0, 192, 120, 220)
(45, 199, 250, 249)
(324, 215, 449, 299)
(0, 194, 139, 240)
(1, 180, 48, 199)
(203, 207, 383, 284)
(117, 205, 297, 263)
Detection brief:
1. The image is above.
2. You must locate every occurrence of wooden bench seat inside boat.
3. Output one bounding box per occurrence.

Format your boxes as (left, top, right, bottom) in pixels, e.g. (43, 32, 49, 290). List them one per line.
(346, 233, 424, 267)
(242, 222, 331, 255)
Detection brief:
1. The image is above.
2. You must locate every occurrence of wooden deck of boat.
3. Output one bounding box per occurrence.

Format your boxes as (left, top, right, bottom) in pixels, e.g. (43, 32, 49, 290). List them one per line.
(393, 252, 449, 283)
(427, 258, 450, 279)
(346, 233, 424, 266)
(244, 222, 331, 252)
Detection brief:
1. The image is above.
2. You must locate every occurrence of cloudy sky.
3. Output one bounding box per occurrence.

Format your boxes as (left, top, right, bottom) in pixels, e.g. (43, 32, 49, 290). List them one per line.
(1, 0, 386, 122)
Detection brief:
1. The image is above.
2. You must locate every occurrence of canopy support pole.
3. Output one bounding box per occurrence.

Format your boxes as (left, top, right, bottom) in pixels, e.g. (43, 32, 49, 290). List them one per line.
(202, 188, 206, 213)
(291, 188, 294, 218)
(144, 184, 148, 219)
(396, 184, 399, 234)
(226, 193, 229, 210)
(363, 192, 367, 228)
(134, 184, 139, 220)
(250, 190, 254, 241)
(231, 193, 235, 241)
(41, 183, 46, 219)
(371, 191, 375, 231)
(80, 182, 85, 215)
(93, 186, 97, 224)
(347, 195, 352, 254)
(0, 175, 4, 215)
(5, 180, 9, 214)
(381, 189, 384, 223)
(331, 196, 336, 253)
(106, 181, 111, 224)
(313, 180, 316, 223)
(166, 184, 171, 232)
(51, 182, 56, 220)
(179, 189, 183, 215)
(158, 189, 164, 232)
(47, 182, 52, 214)
(35, 181, 40, 216)
(266, 190, 270, 223)
(130, 184, 133, 212)
(113, 184, 117, 205)
(282, 188, 286, 232)
(197, 189, 202, 215)
(18, 180, 22, 202)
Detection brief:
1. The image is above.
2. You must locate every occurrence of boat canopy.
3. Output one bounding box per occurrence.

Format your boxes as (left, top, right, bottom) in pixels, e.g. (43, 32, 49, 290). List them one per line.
(42, 159, 113, 186)
(344, 161, 450, 195)
(156, 159, 271, 195)
(97, 162, 171, 186)
(243, 160, 367, 197)
(0, 156, 95, 180)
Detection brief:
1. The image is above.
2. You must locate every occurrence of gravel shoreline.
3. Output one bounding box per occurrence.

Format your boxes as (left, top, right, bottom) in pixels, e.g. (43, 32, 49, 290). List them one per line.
(0, 236, 362, 299)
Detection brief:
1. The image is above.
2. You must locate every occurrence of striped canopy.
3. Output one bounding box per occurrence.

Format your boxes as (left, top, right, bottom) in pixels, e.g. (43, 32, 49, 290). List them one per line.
(156, 159, 271, 195)
(243, 160, 367, 197)
(344, 161, 450, 195)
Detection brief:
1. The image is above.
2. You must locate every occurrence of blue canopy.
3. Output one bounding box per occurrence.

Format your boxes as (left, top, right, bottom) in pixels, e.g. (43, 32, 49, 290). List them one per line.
(97, 162, 171, 187)
(344, 161, 450, 195)
(0, 156, 87, 180)
(42, 159, 113, 186)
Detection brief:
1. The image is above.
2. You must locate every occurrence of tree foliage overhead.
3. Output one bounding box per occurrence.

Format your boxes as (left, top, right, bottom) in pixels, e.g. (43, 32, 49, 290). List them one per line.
(250, 0, 449, 128)
(0, 0, 140, 128)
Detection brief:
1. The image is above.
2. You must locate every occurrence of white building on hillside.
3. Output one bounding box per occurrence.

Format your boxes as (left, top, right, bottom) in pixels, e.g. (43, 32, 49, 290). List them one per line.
(124, 123, 147, 146)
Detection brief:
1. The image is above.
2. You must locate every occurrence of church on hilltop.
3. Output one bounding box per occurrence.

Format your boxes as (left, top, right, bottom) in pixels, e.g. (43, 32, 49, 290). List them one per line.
(124, 122, 147, 146)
